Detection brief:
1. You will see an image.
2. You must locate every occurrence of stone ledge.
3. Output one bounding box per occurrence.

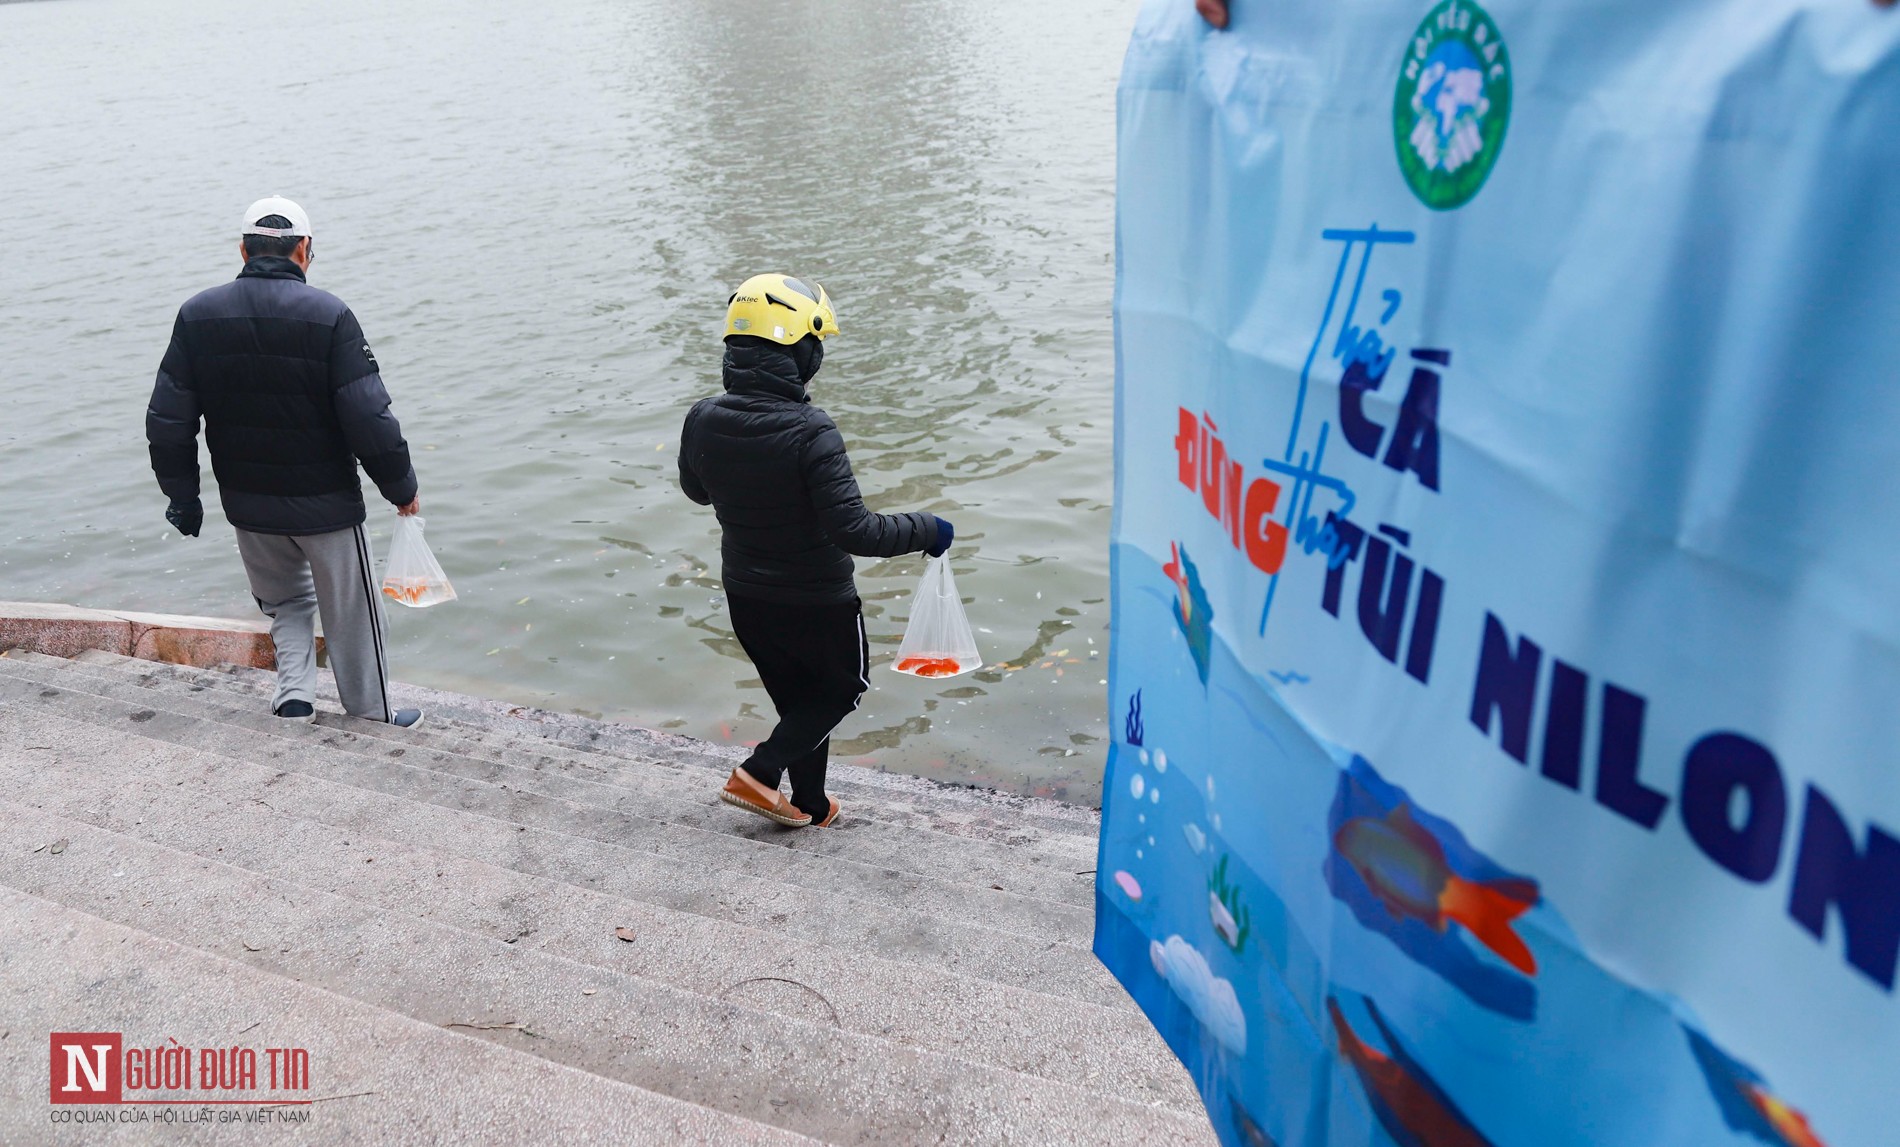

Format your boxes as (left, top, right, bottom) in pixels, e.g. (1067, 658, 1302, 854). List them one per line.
(0, 600, 308, 670)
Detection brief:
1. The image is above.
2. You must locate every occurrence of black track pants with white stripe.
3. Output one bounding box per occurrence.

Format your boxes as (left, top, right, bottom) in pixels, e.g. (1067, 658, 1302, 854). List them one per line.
(729, 592, 869, 820)
(235, 524, 392, 722)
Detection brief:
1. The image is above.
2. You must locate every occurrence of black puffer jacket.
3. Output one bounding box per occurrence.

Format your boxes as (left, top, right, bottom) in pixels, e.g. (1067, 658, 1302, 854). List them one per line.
(679, 339, 942, 605)
(145, 256, 417, 536)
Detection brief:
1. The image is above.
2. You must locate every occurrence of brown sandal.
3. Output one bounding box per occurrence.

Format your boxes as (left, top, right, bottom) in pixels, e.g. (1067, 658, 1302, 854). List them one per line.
(810, 798, 842, 828)
(720, 768, 814, 827)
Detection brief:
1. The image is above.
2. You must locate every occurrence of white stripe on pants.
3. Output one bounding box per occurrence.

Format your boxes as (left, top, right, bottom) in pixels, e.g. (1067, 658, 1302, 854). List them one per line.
(235, 524, 391, 721)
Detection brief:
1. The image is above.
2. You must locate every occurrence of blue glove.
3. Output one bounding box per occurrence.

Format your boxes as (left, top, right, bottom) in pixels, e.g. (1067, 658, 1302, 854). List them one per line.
(927, 517, 954, 558)
(165, 497, 203, 538)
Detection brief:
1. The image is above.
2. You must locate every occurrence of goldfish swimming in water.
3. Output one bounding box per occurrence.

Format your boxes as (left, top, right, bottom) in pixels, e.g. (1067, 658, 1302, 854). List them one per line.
(1328, 997, 1495, 1147)
(1333, 804, 1539, 975)
(1161, 542, 1214, 684)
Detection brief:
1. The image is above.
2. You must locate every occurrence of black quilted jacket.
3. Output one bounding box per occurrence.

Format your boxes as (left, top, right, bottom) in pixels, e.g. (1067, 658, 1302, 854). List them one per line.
(679, 339, 942, 604)
(145, 257, 417, 535)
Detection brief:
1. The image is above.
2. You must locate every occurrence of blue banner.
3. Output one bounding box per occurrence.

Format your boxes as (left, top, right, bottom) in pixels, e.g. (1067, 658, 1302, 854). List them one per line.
(1098, 3, 1900, 1145)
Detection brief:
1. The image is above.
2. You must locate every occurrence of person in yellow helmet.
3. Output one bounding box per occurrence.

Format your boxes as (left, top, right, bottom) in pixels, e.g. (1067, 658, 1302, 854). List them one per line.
(680, 274, 953, 829)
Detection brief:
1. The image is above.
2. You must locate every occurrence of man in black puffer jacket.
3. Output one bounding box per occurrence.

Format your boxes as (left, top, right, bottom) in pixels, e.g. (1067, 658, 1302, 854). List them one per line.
(145, 196, 423, 729)
(681, 274, 952, 828)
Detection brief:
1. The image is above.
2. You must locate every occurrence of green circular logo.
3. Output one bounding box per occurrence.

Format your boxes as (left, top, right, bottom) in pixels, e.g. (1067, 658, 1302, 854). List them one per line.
(1393, 0, 1512, 211)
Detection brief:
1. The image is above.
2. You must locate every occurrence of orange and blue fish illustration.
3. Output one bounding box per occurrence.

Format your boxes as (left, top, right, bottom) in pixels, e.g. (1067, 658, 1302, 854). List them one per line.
(1684, 1026, 1831, 1147)
(1162, 541, 1214, 685)
(1328, 996, 1495, 1147)
(1333, 803, 1540, 975)
(1325, 759, 1540, 1018)
(1229, 1099, 1279, 1147)
(1742, 1086, 1828, 1147)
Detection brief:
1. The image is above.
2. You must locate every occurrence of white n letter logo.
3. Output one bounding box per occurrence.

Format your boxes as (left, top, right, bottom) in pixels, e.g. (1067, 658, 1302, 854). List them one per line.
(62, 1044, 109, 1093)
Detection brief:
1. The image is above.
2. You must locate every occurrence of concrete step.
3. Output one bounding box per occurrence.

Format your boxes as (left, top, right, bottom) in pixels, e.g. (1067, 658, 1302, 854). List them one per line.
(0, 704, 1196, 1111)
(65, 647, 1104, 839)
(0, 888, 818, 1146)
(327, 664, 1104, 837)
(0, 659, 1094, 946)
(64, 650, 1102, 849)
(46, 652, 1100, 897)
(0, 801, 1214, 1145)
(338, 671, 1100, 855)
(0, 680, 1132, 1014)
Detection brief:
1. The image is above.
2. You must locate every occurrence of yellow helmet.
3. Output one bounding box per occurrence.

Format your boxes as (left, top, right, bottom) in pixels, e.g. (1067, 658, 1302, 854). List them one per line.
(725, 273, 838, 345)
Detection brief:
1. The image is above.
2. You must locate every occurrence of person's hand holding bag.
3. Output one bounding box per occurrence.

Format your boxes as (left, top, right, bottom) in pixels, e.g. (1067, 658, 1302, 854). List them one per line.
(926, 517, 954, 558)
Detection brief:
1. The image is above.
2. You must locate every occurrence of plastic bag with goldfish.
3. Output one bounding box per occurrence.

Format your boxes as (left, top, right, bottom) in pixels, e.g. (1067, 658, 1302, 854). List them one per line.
(891, 554, 980, 679)
(380, 514, 458, 609)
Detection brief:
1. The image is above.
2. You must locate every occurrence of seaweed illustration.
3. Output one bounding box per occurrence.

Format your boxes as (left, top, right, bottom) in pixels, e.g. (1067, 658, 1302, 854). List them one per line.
(1125, 690, 1145, 746)
(1207, 853, 1253, 952)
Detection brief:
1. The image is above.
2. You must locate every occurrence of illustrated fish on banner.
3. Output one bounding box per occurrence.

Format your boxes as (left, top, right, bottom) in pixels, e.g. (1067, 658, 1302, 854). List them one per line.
(1098, 2, 1900, 1145)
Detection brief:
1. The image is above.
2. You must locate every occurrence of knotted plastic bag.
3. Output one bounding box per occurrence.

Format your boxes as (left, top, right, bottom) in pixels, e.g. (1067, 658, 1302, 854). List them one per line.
(380, 515, 458, 608)
(892, 555, 981, 678)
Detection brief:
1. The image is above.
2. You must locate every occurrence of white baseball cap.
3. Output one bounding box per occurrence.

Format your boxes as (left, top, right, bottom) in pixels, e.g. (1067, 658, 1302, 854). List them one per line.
(240, 196, 312, 238)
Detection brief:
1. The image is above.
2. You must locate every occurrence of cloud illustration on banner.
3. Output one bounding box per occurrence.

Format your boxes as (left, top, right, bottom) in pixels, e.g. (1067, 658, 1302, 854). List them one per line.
(1150, 934, 1246, 1055)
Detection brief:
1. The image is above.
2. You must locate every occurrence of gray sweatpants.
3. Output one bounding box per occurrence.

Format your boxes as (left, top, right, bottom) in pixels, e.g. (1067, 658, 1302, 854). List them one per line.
(235, 524, 392, 722)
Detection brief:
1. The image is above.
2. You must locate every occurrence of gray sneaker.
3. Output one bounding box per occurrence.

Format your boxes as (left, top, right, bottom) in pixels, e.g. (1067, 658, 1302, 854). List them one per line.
(390, 709, 424, 729)
(274, 700, 316, 723)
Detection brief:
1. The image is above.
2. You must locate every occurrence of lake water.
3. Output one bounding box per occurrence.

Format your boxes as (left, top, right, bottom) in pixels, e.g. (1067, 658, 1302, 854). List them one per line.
(0, 0, 1136, 802)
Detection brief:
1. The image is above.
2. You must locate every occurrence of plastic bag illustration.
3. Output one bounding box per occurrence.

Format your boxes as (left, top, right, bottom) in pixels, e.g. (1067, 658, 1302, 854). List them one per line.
(380, 515, 458, 608)
(892, 555, 981, 678)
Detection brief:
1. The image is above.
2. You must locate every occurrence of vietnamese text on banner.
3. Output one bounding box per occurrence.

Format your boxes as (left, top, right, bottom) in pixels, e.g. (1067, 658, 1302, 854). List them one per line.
(1098, 2, 1900, 1145)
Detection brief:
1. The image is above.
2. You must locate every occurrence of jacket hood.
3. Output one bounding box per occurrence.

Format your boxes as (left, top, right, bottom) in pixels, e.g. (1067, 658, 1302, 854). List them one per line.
(237, 255, 308, 282)
(722, 335, 822, 401)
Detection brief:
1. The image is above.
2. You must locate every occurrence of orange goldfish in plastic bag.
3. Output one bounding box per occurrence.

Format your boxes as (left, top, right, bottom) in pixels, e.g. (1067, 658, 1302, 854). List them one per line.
(896, 656, 963, 678)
